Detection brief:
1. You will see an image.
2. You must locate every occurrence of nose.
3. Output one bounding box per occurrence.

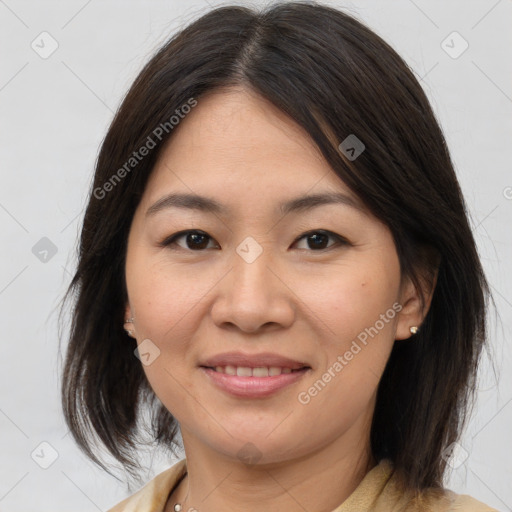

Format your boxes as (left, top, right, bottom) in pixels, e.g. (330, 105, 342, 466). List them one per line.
(210, 245, 296, 333)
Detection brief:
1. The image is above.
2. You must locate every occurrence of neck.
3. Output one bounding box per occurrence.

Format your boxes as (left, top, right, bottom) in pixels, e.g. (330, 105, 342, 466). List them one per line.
(167, 423, 376, 512)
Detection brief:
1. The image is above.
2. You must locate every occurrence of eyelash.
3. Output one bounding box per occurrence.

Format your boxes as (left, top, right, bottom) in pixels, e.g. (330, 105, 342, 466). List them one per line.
(158, 229, 349, 252)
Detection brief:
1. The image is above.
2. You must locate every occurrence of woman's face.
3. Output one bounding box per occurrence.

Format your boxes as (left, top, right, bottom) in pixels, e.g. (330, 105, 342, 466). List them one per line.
(124, 87, 421, 465)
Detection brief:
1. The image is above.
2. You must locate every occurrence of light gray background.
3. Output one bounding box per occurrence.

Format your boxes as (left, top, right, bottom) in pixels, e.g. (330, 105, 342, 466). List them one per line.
(1, 0, 511, 510)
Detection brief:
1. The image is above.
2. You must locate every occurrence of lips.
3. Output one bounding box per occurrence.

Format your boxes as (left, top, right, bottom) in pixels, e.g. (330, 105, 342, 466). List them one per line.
(199, 351, 311, 371)
(201, 366, 310, 398)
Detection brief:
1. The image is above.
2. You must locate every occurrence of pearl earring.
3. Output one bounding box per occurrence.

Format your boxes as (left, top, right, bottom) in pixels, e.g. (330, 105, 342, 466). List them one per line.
(124, 317, 135, 337)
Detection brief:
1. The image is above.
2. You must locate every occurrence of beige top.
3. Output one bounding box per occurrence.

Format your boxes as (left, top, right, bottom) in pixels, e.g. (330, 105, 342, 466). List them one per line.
(106, 458, 498, 512)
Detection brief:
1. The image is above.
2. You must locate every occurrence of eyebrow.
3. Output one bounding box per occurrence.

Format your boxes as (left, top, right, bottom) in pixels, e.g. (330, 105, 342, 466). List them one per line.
(145, 191, 365, 217)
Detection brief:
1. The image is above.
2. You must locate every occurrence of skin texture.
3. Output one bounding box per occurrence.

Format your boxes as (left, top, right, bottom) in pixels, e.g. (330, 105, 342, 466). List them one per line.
(124, 87, 434, 512)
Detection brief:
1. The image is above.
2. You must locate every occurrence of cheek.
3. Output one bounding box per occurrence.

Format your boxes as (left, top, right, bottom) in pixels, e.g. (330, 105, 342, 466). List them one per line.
(295, 257, 400, 346)
(127, 255, 211, 342)
(296, 252, 400, 400)
(126, 261, 204, 412)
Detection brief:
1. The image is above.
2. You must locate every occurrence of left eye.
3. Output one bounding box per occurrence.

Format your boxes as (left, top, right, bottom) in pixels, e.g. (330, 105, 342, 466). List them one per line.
(292, 230, 347, 251)
(159, 229, 347, 251)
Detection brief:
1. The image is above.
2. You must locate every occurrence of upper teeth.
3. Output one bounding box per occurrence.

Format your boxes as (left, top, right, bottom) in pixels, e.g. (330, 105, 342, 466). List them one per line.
(213, 366, 300, 377)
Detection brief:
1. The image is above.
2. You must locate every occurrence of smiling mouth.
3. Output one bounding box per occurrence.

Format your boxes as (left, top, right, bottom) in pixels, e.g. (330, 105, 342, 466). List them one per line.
(200, 365, 310, 377)
(200, 365, 311, 398)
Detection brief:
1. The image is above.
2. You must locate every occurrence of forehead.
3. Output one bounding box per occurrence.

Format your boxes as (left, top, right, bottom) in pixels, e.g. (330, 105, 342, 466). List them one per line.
(142, 87, 362, 213)
(168, 86, 312, 149)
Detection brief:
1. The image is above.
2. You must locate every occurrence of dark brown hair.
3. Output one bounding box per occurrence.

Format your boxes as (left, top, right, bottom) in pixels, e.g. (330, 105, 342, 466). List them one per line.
(59, 0, 494, 494)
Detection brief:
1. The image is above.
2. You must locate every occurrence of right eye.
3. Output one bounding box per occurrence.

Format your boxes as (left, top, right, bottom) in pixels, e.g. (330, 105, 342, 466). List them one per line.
(159, 230, 220, 251)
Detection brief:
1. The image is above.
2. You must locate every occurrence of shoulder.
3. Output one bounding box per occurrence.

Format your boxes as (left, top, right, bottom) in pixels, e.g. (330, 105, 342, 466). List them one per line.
(440, 489, 499, 512)
(370, 460, 499, 512)
(106, 458, 187, 512)
(399, 489, 500, 512)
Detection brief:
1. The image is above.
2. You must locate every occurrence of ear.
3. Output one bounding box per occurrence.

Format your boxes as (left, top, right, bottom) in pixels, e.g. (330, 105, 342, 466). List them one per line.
(124, 302, 133, 322)
(395, 266, 438, 341)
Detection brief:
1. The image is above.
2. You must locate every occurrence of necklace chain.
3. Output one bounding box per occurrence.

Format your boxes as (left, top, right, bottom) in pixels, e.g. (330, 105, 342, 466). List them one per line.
(172, 471, 188, 512)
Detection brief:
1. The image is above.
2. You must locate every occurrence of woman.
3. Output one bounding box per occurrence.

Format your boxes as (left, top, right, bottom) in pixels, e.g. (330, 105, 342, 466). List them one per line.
(60, 2, 498, 511)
